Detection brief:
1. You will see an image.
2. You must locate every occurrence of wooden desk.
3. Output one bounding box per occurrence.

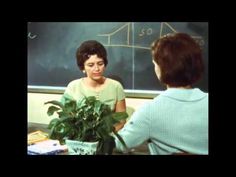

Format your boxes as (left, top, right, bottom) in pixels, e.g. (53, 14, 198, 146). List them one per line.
(28, 122, 150, 155)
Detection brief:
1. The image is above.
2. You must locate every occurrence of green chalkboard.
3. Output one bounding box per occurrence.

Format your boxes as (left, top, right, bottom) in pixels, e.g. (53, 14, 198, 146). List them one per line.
(28, 22, 208, 92)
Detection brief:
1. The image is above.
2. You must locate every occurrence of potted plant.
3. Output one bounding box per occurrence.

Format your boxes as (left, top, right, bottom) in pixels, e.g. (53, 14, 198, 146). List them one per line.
(44, 94, 128, 155)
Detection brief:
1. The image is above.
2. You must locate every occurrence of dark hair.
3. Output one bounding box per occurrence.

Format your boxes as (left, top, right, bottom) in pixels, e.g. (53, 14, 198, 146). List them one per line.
(151, 33, 204, 87)
(76, 40, 108, 70)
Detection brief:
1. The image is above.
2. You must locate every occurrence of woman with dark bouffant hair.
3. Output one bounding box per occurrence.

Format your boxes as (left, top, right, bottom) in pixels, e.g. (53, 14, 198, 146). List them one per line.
(114, 33, 208, 155)
(62, 40, 126, 132)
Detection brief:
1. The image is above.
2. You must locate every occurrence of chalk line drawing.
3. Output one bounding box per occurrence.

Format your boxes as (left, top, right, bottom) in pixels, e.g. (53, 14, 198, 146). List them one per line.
(97, 22, 150, 50)
(160, 22, 204, 46)
(97, 22, 205, 50)
(28, 32, 37, 39)
(28, 22, 37, 39)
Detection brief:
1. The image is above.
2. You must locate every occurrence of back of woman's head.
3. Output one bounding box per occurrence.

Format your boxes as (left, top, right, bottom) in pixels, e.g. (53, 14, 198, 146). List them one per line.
(76, 40, 108, 70)
(151, 33, 204, 87)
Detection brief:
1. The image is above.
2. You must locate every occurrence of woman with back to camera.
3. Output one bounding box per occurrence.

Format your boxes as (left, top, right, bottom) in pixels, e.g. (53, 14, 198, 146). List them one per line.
(114, 33, 208, 155)
(62, 40, 126, 131)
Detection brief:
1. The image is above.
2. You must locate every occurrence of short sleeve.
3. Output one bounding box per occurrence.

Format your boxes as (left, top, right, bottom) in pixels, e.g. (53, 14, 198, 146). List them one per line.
(116, 82, 125, 101)
(60, 82, 75, 104)
(64, 82, 74, 96)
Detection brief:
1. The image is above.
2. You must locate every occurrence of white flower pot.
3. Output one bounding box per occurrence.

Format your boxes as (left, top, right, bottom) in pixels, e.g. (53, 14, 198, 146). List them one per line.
(66, 139, 99, 155)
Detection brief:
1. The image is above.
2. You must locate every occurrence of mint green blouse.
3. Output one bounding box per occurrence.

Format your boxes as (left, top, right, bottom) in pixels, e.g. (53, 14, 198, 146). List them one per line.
(62, 78, 125, 111)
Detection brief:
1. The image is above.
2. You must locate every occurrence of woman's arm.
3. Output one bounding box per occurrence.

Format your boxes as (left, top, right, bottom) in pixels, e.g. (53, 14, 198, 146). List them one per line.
(115, 99, 126, 112)
(114, 103, 150, 151)
(114, 99, 126, 131)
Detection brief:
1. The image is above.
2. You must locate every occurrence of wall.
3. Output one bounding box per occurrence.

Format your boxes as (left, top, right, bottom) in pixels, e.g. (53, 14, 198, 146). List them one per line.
(27, 92, 152, 124)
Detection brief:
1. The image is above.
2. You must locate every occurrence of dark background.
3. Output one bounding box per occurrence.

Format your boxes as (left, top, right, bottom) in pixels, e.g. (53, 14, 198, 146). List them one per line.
(28, 22, 208, 91)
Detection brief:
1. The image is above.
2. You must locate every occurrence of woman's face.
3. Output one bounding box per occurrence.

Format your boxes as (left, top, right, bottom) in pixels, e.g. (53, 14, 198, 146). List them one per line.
(84, 54, 106, 80)
(152, 60, 161, 80)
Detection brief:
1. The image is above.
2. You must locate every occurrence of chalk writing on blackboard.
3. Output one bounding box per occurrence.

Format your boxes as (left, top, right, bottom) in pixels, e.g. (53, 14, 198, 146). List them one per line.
(97, 23, 150, 50)
(28, 32, 37, 39)
(97, 22, 204, 50)
(28, 22, 37, 39)
(139, 27, 153, 37)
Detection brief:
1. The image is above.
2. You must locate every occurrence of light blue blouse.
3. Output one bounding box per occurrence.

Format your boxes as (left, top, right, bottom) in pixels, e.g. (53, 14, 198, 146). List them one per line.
(115, 88, 208, 155)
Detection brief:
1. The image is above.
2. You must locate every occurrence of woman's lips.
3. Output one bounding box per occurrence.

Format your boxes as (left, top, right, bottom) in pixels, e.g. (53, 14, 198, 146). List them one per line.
(93, 73, 101, 76)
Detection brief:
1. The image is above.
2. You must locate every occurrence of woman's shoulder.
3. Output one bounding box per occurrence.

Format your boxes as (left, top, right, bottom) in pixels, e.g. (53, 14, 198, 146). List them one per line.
(67, 78, 83, 87)
(107, 78, 123, 87)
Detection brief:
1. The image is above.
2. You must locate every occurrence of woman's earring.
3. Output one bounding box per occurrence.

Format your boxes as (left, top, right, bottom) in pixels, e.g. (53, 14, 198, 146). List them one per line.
(83, 70, 86, 74)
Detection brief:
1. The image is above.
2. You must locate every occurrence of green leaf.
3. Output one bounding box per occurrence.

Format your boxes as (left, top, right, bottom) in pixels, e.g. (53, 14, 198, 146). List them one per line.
(100, 104, 112, 117)
(102, 115, 114, 132)
(47, 118, 59, 129)
(112, 112, 128, 121)
(64, 100, 77, 113)
(94, 100, 102, 114)
(96, 127, 110, 140)
(62, 93, 76, 103)
(45, 100, 64, 109)
(47, 106, 61, 116)
(113, 130, 128, 150)
(57, 111, 72, 119)
(87, 96, 97, 103)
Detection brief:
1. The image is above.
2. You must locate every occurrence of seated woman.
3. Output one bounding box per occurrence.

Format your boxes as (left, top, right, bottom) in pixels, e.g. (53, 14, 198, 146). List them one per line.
(62, 40, 126, 131)
(114, 33, 208, 155)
